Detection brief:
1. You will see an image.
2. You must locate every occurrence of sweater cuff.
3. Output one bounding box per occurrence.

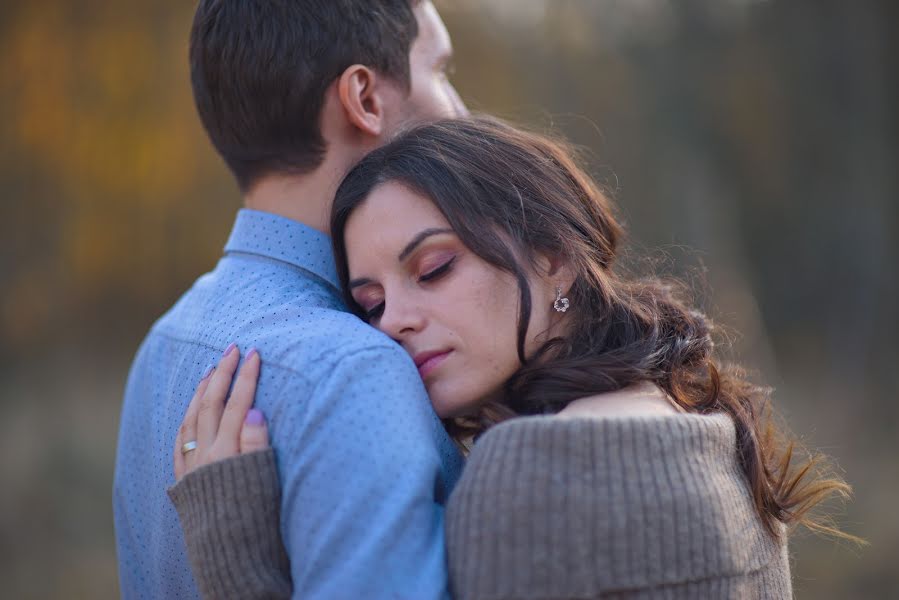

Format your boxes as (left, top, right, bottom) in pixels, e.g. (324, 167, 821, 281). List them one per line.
(168, 449, 291, 599)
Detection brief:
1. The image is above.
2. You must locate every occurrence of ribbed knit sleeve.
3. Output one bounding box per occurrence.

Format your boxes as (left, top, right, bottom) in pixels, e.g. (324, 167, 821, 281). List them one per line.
(445, 413, 792, 599)
(167, 449, 291, 599)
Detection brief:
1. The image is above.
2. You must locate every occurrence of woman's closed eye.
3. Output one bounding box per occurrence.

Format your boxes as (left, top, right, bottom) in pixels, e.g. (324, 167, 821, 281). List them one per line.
(418, 255, 456, 282)
(364, 302, 385, 322)
(357, 256, 456, 322)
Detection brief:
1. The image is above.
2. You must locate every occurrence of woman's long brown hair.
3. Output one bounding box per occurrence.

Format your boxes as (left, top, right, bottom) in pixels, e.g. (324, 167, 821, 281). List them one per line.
(331, 115, 855, 541)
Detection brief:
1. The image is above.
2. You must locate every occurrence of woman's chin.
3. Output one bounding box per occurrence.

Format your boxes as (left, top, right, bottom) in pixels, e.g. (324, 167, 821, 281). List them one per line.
(432, 399, 464, 420)
(429, 389, 479, 420)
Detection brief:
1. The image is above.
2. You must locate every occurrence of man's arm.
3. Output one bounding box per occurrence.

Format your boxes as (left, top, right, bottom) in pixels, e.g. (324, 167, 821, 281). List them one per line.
(277, 344, 459, 599)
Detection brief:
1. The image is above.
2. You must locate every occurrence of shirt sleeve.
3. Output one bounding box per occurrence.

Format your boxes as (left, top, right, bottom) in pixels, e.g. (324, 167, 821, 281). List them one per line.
(275, 344, 456, 600)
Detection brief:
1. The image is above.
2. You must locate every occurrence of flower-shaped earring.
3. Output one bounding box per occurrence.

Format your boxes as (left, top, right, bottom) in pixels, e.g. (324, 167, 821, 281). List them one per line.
(553, 286, 570, 313)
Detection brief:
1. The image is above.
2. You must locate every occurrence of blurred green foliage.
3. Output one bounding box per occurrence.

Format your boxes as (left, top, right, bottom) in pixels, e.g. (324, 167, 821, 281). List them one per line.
(1, 0, 895, 597)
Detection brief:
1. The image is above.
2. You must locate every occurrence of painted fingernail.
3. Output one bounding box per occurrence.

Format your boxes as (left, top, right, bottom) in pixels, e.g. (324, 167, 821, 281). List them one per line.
(246, 347, 259, 361)
(245, 408, 265, 426)
(200, 364, 215, 380)
(222, 342, 237, 358)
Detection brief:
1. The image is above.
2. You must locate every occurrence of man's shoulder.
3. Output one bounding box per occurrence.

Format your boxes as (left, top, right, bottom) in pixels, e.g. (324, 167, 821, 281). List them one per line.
(137, 262, 421, 396)
(260, 310, 414, 379)
(150, 283, 413, 378)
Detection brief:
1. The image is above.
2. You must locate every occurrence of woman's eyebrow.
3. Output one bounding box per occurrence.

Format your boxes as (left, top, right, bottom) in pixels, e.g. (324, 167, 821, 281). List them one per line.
(349, 228, 454, 289)
(398, 228, 454, 262)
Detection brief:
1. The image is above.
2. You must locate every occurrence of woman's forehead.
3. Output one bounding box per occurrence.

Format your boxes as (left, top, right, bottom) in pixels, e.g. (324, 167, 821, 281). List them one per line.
(347, 183, 449, 238)
(344, 182, 453, 267)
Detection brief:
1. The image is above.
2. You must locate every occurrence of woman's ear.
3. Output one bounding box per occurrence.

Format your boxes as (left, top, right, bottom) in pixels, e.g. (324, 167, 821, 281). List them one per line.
(537, 254, 574, 282)
(337, 65, 386, 137)
(536, 252, 576, 298)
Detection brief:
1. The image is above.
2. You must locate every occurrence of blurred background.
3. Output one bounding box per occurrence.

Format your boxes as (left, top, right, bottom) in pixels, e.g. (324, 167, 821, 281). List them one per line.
(1, 0, 895, 597)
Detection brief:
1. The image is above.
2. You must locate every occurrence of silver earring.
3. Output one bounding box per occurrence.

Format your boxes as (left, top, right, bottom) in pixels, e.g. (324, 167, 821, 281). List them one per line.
(553, 286, 570, 313)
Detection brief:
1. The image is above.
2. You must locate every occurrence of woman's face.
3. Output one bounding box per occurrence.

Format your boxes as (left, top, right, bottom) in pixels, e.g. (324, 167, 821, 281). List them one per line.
(344, 181, 562, 418)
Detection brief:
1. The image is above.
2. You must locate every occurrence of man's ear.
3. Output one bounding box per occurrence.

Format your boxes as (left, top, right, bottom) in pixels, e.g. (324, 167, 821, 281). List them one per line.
(337, 65, 386, 137)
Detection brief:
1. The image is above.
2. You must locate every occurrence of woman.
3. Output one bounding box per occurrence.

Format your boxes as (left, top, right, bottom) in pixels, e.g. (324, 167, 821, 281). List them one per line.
(169, 116, 851, 599)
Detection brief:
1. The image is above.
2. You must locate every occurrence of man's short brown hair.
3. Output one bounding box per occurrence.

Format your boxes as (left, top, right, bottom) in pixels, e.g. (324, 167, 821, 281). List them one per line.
(190, 0, 420, 191)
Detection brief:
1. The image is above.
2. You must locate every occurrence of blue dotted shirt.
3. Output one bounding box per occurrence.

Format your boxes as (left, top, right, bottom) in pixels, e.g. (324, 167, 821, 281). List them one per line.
(114, 209, 463, 599)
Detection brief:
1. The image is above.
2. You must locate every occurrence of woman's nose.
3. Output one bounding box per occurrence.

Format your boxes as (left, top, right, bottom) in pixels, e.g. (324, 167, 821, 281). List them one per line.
(377, 297, 425, 340)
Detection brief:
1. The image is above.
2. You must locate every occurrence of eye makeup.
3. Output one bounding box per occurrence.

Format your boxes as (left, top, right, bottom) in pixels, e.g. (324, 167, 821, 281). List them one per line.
(419, 255, 456, 282)
(350, 234, 463, 323)
(364, 303, 384, 321)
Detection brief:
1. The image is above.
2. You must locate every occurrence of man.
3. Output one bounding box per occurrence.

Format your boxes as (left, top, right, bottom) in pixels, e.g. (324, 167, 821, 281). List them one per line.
(113, 1, 467, 597)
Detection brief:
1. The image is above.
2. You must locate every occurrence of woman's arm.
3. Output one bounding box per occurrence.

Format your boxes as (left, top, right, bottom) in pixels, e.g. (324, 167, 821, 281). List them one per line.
(168, 347, 293, 599)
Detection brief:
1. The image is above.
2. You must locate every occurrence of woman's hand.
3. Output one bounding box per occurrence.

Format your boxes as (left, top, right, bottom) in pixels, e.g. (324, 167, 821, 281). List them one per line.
(173, 344, 270, 481)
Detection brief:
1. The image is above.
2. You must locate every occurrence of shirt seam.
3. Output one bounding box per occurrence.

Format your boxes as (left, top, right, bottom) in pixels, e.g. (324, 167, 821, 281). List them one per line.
(222, 250, 340, 293)
(149, 328, 407, 386)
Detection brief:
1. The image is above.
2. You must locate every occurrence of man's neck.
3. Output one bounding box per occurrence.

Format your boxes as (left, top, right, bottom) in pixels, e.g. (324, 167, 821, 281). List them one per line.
(243, 163, 347, 235)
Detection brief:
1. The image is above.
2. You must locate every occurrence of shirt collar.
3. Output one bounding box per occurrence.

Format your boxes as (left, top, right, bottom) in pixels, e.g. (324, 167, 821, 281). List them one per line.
(223, 208, 340, 291)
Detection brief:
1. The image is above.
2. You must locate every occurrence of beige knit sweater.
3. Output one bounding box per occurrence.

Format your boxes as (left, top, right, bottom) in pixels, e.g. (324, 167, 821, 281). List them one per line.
(168, 412, 792, 599)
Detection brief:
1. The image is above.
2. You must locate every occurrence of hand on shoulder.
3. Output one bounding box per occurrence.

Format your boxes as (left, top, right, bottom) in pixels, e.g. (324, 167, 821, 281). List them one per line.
(173, 343, 271, 482)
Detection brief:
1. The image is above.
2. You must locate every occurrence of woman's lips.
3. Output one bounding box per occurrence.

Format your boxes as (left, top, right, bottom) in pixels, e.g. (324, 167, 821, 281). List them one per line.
(415, 350, 452, 379)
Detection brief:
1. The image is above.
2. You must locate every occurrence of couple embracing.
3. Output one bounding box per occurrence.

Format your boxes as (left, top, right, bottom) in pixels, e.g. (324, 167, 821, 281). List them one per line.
(113, 2, 848, 599)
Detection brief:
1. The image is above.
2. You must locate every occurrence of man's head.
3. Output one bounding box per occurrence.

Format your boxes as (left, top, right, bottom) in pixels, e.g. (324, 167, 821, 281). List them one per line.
(190, 0, 465, 193)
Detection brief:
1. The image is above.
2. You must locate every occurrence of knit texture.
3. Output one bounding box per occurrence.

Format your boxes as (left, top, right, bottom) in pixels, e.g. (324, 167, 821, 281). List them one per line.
(168, 449, 291, 599)
(170, 413, 792, 599)
(445, 413, 792, 599)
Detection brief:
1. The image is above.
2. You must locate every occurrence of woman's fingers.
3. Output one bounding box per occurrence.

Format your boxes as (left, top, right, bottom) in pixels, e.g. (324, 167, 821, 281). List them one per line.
(173, 344, 269, 482)
(174, 366, 214, 480)
(196, 343, 240, 448)
(240, 409, 270, 453)
(216, 348, 261, 455)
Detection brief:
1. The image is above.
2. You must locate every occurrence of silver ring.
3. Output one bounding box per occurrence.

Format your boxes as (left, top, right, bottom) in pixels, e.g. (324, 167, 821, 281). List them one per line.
(181, 440, 198, 455)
